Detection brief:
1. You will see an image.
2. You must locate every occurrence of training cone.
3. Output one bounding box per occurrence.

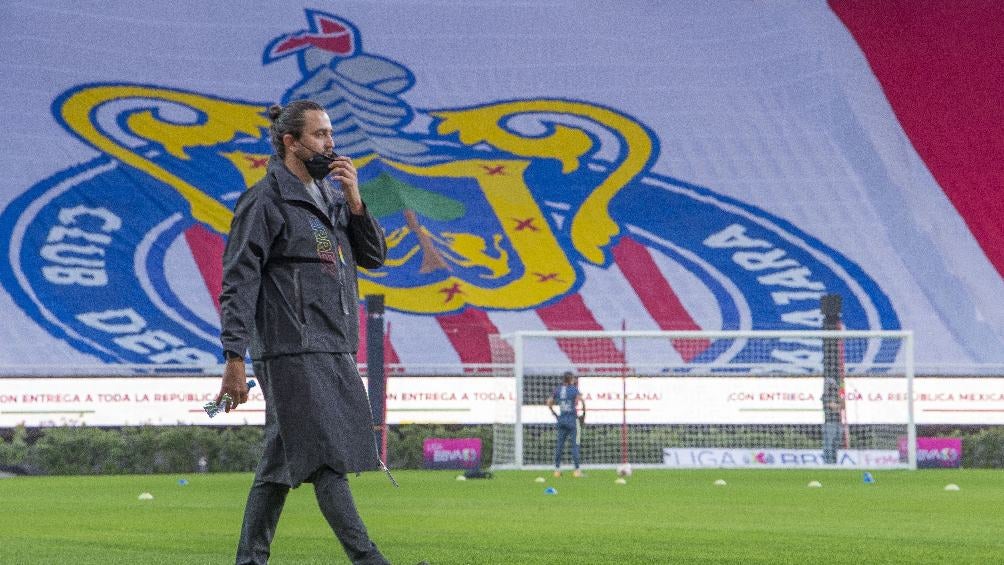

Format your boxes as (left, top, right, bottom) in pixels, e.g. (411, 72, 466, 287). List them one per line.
(614, 478, 627, 485)
(544, 487, 558, 495)
(862, 472, 875, 484)
(714, 479, 727, 486)
(807, 480, 822, 488)
(455, 474, 467, 481)
(944, 483, 960, 491)
(534, 477, 546, 483)
(138, 492, 154, 500)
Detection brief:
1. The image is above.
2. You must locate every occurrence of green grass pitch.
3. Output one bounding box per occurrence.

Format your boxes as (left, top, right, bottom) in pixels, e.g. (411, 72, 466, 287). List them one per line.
(1, 469, 1002, 564)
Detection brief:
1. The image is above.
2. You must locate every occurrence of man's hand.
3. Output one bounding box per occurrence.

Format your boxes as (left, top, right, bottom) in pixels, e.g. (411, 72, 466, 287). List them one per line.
(329, 156, 362, 215)
(578, 412, 586, 424)
(216, 358, 249, 413)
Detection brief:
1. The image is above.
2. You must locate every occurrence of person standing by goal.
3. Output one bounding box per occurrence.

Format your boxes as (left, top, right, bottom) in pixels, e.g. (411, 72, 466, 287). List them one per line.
(547, 371, 586, 477)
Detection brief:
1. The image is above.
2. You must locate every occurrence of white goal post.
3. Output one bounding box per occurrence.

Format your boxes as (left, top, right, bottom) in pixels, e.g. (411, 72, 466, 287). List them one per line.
(489, 330, 916, 470)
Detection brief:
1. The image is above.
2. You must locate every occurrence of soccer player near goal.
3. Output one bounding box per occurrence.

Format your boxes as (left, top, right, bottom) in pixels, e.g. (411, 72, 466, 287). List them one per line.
(547, 371, 586, 477)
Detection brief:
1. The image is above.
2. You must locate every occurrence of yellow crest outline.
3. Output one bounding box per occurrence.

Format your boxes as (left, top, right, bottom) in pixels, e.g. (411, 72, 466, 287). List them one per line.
(59, 87, 656, 314)
(434, 99, 654, 265)
(60, 85, 268, 235)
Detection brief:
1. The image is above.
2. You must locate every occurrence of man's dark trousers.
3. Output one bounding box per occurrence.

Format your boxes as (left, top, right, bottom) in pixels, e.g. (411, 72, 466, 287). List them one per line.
(236, 467, 389, 564)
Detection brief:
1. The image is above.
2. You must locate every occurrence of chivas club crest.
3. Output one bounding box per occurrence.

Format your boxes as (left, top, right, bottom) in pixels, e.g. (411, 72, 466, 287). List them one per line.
(0, 10, 900, 367)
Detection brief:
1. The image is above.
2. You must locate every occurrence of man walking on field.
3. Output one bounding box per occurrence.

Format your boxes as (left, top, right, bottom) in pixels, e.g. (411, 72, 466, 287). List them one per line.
(548, 371, 586, 477)
(216, 100, 390, 564)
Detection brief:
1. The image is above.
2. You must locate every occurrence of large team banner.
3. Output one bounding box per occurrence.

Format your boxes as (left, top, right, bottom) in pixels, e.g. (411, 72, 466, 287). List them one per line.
(0, 2, 1001, 381)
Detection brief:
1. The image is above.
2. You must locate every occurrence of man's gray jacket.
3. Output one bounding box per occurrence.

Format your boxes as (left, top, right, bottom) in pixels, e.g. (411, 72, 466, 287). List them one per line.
(219, 156, 386, 359)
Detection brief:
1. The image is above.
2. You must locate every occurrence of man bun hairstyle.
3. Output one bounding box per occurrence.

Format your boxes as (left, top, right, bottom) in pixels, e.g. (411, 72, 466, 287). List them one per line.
(267, 100, 325, 159)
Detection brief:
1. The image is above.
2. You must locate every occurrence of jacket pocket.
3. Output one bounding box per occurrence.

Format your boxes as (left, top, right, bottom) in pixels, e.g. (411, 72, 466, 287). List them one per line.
(293, 268, 309, 348)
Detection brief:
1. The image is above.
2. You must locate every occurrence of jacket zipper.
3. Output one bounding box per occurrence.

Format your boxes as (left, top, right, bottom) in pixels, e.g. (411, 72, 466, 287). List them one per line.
(337, 241, 350, 315)
(293, 268, 309, 348)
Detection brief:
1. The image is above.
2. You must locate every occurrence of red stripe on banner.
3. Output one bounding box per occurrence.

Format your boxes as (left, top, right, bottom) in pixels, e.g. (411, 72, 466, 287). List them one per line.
(830, 0, 1004, 278)
(436, 308, 500, 366)
(383, 320, 401, 368)
(612, 237, 709, 361)
(536, 293, 626, 368)
(183, 225, 225, 313)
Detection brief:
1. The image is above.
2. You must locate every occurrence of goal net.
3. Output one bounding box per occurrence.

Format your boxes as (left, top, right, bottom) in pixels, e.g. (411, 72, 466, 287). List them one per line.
(488, 330, 916, 470)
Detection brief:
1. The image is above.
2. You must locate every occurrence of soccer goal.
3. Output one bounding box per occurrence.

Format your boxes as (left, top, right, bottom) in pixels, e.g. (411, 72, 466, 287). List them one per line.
(488, 330, 916, 470)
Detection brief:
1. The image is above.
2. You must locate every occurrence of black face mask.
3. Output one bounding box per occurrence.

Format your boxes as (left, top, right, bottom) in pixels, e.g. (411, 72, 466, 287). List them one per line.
(299, 144, 338, 181)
